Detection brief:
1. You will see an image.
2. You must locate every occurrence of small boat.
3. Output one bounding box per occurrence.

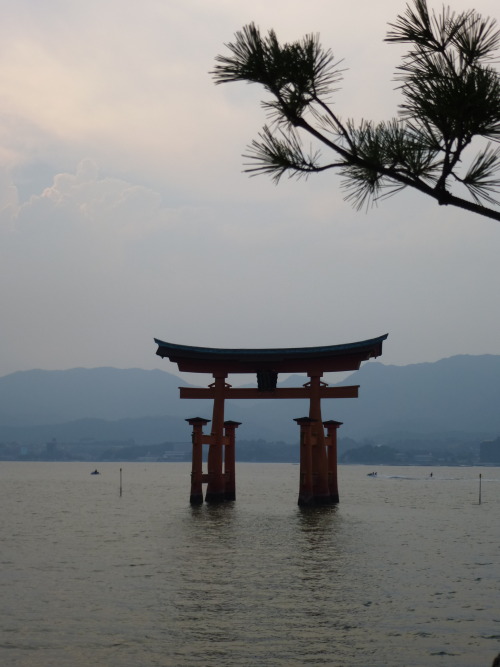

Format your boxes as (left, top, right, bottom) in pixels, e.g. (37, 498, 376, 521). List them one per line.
(91, 469, 100, 475)
(367, 472, 377, 477)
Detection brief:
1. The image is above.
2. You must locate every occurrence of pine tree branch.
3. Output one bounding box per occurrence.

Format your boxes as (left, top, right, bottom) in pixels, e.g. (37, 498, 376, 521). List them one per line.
(213, 0, 500, 222)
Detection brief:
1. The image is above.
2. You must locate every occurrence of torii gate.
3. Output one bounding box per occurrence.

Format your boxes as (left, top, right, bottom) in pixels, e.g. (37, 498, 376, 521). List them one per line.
(155, 334, 388, 506)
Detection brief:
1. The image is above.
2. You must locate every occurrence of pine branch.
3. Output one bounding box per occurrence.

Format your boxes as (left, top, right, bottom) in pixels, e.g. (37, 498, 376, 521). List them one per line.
(213, 1, 500, 222)
(242, 126, 338, 182)
(459, 144, 500, 205)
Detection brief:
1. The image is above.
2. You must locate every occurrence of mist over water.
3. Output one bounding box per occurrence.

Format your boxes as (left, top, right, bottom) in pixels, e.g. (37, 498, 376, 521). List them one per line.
(1, 463, 499, 666)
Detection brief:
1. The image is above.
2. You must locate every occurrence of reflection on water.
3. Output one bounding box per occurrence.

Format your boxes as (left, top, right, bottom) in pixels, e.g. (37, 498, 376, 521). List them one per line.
(1, 462, 499, 666)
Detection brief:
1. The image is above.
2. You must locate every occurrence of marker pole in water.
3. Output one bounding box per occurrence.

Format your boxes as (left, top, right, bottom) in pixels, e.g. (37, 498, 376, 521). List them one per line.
(479, 473, 482, 505)
(120, 467, 123, 497)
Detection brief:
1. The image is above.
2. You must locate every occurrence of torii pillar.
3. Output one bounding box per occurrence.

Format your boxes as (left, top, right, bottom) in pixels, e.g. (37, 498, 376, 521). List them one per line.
(223, 420, 240, 501)
(324, 419, 343, 504)
(186, 417, 209, 505)
(205, 374, 227, 503)
(308, 373, 332, 503)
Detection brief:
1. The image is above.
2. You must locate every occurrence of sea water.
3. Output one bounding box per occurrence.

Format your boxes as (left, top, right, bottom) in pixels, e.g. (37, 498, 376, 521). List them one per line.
(1, 462, 499, 667)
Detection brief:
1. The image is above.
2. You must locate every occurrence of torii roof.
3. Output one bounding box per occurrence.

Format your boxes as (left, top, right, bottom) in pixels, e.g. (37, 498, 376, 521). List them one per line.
(154, 334, 388, 374)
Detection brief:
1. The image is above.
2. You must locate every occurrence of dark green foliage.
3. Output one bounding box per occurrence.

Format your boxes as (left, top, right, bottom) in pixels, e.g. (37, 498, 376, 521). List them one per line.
(213, 0, 500, 221)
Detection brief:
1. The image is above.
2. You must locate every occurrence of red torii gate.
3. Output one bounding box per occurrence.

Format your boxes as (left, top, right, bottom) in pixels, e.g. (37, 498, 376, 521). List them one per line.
(155, 334, 388, 506)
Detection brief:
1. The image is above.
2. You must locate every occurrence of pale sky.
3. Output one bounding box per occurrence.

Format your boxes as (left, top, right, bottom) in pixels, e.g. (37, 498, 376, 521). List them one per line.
(1, 0, 499, 381)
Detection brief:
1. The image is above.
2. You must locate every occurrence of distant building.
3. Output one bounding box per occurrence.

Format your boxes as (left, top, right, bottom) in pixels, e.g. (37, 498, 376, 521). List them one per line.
(413, 453, 433, 464)
(479, 437, 500, 464)
(161, 442, 190, 461)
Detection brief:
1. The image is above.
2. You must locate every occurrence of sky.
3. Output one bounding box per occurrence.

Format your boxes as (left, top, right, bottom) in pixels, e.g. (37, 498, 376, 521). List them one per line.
(1, 0, 499, 383)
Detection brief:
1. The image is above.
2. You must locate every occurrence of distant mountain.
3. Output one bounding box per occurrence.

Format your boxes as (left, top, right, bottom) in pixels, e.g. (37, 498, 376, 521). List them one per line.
(0, 416, 188, 446)
(334, 355, 500, 439)
(0, 367, 288, 443)
(0, 356, 499, 445)
(0, 367, 192, 426)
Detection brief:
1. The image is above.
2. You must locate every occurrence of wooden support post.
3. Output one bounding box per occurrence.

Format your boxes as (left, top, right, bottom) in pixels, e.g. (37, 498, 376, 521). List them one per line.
(205, 374, 228, 503)
(295, 417, 315, 506)
(186, 417, 210, 504)
(323, 420, 342, 504)
(307, 374, 334, 505)
(223, 420, 241, 501)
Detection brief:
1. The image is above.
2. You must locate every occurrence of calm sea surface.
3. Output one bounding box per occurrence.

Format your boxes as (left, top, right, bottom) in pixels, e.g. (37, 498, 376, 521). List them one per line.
(1, 462, 499, 667)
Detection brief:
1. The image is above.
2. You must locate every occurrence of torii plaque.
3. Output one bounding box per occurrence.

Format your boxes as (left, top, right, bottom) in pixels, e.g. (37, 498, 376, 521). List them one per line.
(155, 334, 388, 506)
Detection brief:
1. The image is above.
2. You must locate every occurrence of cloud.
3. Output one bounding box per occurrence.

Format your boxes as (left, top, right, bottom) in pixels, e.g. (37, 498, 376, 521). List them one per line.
(1, 157, 499, 377)
(1, 0, 500, 378)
